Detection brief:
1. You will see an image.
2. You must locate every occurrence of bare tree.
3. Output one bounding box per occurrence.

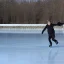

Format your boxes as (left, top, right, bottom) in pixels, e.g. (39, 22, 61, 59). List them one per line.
(0, 0, 64, 24)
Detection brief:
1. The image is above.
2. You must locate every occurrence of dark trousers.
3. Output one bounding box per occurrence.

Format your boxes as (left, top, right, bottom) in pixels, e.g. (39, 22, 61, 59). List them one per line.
(48, 35, 58, 45)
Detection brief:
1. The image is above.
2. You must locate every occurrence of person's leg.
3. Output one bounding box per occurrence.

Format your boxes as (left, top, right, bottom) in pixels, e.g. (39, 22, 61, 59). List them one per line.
(48, 36, 52, 47)
(52, 35, 58, 44)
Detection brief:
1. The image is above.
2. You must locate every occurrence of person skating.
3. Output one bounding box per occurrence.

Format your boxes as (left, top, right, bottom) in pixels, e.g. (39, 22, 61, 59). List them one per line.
(42, 20, 64, 47)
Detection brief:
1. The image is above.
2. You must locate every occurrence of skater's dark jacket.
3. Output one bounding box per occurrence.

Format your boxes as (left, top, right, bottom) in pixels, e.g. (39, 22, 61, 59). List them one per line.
(42, 22, 64, 36)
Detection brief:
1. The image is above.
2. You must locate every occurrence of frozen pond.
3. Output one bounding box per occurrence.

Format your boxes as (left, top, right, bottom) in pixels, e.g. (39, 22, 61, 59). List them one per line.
(0, 33, 64, 64)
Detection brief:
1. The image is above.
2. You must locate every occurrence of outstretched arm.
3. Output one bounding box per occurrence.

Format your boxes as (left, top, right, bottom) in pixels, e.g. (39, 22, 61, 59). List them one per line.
(52, 23, 58, 26)
(52, 22, 64, 26)
(57, 22, 64, 26)
(42, 25, 47, 34)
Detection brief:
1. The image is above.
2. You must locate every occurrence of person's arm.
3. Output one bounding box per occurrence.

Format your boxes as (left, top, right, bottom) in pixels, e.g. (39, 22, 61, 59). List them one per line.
(52, 23, 58, 26)
(57, 22, 64, 26)
(52, 22, 64, 26)
(42, 25, 47, 34)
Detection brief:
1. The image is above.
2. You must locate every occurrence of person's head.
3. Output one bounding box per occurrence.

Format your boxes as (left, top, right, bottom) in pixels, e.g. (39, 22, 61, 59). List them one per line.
(47, 20, 51, 25)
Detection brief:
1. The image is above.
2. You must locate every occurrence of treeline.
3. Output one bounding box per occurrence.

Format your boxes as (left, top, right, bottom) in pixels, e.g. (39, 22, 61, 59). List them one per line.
(0, 0, 64, 24)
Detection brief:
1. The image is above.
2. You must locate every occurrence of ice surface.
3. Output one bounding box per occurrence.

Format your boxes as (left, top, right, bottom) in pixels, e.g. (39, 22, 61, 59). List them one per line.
(0, 33, 64, 64)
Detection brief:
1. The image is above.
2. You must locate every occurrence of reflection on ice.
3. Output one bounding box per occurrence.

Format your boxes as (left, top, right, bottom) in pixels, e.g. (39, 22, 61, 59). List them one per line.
(48, 49, 59, 64)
